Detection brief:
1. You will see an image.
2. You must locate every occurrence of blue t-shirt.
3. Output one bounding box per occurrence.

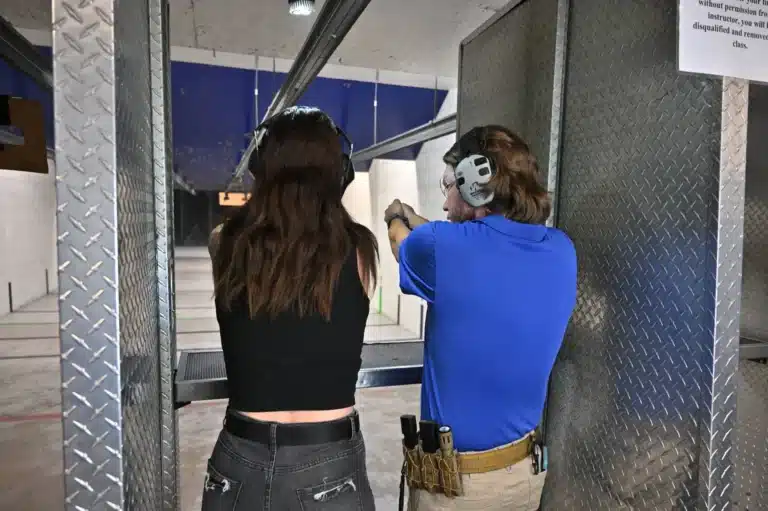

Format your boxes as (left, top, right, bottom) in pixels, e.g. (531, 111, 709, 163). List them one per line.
(398, 215, 577, 452)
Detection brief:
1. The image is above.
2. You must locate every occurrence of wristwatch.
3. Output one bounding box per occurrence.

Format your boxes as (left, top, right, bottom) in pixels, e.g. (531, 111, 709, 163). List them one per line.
(386, 214, 411, 229)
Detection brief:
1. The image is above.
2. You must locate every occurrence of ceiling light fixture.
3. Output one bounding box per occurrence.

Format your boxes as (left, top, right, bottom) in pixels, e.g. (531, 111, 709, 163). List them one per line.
(288, 0, 315, 16)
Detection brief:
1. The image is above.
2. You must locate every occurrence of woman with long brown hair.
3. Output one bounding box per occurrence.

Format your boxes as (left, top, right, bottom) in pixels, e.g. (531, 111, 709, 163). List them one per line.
(202, 106, 378, 511)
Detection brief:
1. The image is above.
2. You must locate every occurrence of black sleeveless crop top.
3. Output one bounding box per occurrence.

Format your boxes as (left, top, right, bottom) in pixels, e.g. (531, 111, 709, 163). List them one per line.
(215, 252, 370, 412)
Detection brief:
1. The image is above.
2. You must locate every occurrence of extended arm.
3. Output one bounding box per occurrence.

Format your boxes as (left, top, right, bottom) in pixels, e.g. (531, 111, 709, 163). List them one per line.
(402, 204, 429, 229)
(397, 223, 437, 303)
(388, 218, 412, 262)
(383, 199, 436, 302)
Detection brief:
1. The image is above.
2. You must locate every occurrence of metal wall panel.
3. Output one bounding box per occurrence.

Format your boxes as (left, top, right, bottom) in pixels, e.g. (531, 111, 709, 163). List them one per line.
(459, 1, 527, 137)
(116, 0, 164, 507)
(734, 361, 768, 510)
(458, 0, 558, 180)
(742, 84, 768, 342)
(540, 2, 745, 509)
(699, 75, 748, 511)
(149, 0, 179, 509)
(53, 0, 164, 508)
(735, 82, 768, 511)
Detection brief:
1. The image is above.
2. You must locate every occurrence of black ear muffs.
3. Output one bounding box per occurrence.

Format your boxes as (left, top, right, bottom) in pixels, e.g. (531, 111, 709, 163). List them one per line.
(248, 107, 355, 194)
(341, 153, 355, 192)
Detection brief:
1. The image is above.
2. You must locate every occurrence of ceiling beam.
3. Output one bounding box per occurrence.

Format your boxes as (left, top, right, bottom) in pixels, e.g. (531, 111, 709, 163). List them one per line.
(0, 16, 52, 90)
(351, 113, 457, 163)
(227, 0, 372, 190)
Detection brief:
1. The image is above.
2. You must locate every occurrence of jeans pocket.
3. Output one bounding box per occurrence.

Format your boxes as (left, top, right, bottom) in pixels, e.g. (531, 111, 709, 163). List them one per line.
(201, 461, 243, 511)
(296, 473, 363, 511)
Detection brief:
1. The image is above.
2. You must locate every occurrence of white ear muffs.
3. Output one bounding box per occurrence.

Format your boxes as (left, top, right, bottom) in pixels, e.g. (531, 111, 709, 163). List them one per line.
(455, 153, 495, 207)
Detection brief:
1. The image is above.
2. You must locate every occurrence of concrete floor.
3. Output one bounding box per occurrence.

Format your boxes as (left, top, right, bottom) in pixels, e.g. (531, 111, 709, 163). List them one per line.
(0, 247, 421, 510)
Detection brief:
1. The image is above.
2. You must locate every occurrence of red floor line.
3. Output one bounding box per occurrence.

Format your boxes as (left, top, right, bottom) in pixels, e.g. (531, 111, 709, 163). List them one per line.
(0, 412, 62, 423)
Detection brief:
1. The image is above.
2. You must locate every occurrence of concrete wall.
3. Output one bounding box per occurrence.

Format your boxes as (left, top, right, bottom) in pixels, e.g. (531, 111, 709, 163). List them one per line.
(0, 163, 57, 316)
(342, 172, 379, 313)
(415, 88, 458, 221)
(368, 159, 422, 331)
(364, 88, 457, 334)
(342, 171, 373, 230)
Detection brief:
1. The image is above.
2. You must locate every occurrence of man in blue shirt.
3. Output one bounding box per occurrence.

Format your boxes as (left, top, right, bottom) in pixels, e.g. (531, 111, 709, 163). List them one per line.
(384, 125, 577, 511)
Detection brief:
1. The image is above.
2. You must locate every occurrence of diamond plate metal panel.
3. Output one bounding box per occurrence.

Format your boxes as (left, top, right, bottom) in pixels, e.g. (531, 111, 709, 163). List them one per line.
(540, 2, 743, 509)
(116, 0, 163, 506)
(458, 0, 568, 190)
(741, 84, 768, 343)
(53, 0, 164, 509)
(545, 0, 568, 227)
(733, 361, 768, 510)
(457, 2, 532, 135)
(459, 0, 526, 135)
(521, 0, 558, 189)
(696, 76, 748, 511)
(149, 0, 179, 509)
(458, 0, 559, 181)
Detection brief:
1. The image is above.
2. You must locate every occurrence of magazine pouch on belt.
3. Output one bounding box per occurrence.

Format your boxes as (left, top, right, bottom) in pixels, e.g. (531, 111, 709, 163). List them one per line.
(400, 415, 423, 489)
(437, 426, 462, 497)
(419, 420, 441, 493)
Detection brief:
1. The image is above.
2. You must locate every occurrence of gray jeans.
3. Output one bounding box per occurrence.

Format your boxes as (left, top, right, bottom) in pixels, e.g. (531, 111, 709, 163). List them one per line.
(201, 412, 376, 510)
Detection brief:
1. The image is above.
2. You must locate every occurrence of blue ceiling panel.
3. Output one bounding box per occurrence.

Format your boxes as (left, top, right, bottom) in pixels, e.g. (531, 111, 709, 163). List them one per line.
(1, 46, 448, 189)
(375, 83, 448, 160)
(171, 61, 257, 190)
(343, 80, 376, 153)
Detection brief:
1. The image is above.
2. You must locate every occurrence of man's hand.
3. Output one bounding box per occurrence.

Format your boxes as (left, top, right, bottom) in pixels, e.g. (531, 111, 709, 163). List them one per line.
(384, 199, 406, 225)
(400, 202, 429, 229)
(384, 199, 412, 262)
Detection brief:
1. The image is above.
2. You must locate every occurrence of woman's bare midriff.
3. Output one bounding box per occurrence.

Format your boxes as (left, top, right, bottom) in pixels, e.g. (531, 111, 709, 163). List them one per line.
(237, 406, 354, 424)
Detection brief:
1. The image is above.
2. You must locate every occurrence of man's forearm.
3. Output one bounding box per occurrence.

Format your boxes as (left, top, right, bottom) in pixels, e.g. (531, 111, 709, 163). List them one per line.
(406, 213, 429, 229)
(388, 219, 411, 262)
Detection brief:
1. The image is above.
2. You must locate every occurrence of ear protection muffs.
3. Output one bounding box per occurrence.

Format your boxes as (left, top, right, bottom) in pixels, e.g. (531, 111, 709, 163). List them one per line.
(454, 128, 496, 207)
(248, 106, 355, 193)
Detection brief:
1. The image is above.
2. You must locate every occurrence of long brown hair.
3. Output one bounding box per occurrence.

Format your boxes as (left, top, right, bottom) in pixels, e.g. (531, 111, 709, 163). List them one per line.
(214, 108, 378, 319)
(444, 126, 551, 224)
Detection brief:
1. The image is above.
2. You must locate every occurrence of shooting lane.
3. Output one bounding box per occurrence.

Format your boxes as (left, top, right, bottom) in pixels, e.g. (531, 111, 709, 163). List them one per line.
(456, 0, 767, 509)
(45, 0, 429, 509)
(5, 0, 761, 509)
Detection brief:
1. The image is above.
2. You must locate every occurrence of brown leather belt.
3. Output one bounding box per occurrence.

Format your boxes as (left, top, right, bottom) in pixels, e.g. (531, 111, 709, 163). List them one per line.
(457, 435, 533, 474)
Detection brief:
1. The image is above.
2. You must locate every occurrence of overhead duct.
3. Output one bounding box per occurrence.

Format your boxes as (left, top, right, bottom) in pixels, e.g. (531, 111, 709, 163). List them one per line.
(351, 114, 457, 163)
(0, 16, 52, 90)
(227, 0, 372, 191)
